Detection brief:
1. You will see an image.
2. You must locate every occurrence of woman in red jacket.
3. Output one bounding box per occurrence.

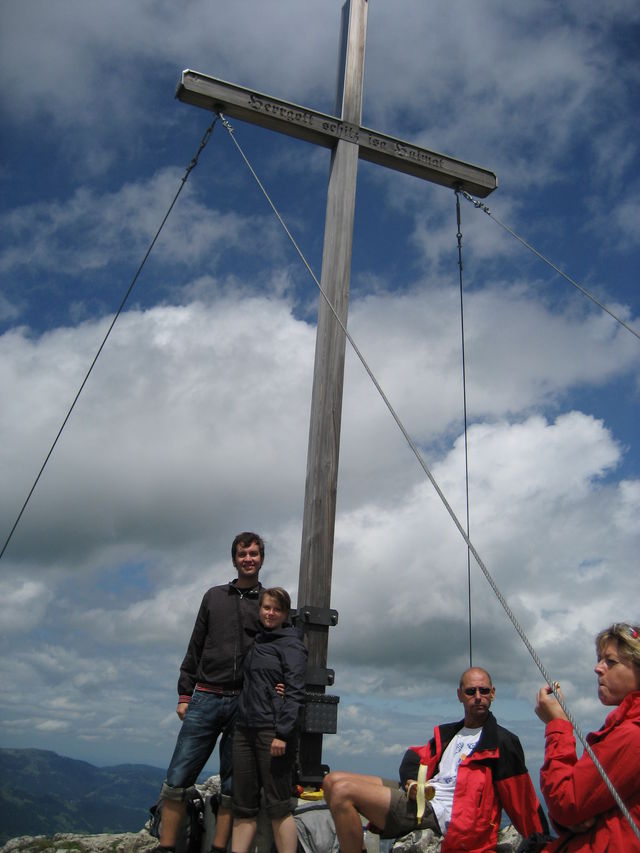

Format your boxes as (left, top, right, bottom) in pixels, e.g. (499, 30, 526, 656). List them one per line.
(536, 622, 640, 852)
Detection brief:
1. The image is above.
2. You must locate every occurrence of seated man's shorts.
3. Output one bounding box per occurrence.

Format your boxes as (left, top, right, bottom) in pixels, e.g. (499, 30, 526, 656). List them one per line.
(380, 778, 442, 839)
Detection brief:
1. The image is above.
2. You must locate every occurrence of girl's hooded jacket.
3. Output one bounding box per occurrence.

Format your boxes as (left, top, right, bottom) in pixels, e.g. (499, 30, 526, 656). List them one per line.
(236, 623, 308, 741)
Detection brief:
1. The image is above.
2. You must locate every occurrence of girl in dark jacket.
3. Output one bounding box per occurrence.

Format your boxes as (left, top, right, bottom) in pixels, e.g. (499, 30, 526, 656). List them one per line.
(231, 587, 307, 853)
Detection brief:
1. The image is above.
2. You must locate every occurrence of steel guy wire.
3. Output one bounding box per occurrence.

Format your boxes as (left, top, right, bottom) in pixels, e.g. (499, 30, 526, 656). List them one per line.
(0, 114, 219, 564)
(460, 190, 640, 342)
(218, 111, 640, 840)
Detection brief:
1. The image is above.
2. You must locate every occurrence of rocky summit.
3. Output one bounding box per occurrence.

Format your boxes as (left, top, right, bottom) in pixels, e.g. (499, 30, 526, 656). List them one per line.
(0, 825, 526, 853)
(0, 829, 158, 852)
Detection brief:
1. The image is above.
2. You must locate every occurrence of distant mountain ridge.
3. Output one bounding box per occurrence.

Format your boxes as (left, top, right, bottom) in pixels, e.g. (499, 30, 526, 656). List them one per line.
(0, 747, 166, 845)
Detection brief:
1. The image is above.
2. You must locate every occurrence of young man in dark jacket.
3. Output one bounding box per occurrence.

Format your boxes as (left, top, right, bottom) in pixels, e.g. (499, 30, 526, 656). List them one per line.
(155, 532, 265, 853)
(323, 667, 549, 853)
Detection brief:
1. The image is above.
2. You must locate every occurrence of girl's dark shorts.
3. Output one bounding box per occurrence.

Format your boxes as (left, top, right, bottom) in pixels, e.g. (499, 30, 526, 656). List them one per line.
(232, 725, 297, 820)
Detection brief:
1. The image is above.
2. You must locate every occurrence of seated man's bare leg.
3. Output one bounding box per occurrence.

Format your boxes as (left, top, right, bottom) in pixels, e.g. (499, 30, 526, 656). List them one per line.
(323, 772, 391, 853)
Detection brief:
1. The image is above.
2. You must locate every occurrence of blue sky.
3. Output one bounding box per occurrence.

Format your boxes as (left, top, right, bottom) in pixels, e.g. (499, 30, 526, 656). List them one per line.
(1, 0, 639, 795)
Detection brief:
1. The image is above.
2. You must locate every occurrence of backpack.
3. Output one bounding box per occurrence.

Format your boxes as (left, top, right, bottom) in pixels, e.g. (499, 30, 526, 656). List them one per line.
(148, 788, 206, 853)
(175, 789, 206, 853)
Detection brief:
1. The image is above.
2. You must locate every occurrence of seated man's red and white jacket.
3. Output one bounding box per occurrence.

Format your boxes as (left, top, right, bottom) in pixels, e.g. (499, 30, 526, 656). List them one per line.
(400, 711, 548, 853)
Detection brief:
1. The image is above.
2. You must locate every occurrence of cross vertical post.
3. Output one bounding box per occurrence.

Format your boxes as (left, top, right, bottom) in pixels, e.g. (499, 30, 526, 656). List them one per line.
(295, 0, 367, 784)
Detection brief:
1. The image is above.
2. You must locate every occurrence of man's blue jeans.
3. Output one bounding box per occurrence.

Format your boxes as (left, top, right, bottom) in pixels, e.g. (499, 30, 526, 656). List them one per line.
(162, 689, 239, 807)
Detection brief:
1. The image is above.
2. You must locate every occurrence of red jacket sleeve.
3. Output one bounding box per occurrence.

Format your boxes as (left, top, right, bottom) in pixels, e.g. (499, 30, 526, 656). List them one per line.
(496, 772, 548, 837)
(495, 734, 548, 838)
(540, 717, 640, 828)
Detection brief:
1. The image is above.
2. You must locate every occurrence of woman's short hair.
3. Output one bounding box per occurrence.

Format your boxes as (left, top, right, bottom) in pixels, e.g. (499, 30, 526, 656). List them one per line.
(596, 623, 640, 668)
(259, 586, 291, 617)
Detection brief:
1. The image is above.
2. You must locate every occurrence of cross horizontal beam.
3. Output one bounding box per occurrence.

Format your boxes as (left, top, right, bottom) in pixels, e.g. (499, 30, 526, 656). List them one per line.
(176, 69, 497, 197)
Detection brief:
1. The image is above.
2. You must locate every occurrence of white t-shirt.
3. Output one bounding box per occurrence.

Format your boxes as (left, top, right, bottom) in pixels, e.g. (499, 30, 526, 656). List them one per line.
(428, 726, 483, 834)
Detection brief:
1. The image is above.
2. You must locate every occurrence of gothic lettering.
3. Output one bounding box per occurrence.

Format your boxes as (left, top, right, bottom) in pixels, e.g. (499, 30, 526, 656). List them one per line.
(321, 120, 359, 142)
(367, 134, 388, 150)
(248, 93, 314, 127)
(393, 141, 444, 170)
(240, 95, 447, 174)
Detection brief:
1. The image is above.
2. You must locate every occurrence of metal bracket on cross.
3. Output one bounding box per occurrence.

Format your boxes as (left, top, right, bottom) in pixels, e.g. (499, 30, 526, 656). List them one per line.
(305, 665, 335, 687)
(295, 605, 339, 628)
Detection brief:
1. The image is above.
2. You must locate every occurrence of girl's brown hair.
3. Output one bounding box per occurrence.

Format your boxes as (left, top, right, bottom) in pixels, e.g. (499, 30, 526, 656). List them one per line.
(259, 586, 291, 617)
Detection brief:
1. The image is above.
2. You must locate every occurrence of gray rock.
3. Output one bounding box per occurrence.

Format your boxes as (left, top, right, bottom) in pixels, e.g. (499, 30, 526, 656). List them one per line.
(0, 829, 158, 852)
(365, 823, 523, 852)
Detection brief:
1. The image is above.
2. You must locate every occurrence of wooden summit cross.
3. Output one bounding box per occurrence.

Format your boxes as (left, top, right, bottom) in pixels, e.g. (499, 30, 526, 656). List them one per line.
(176, 0, 496, 783)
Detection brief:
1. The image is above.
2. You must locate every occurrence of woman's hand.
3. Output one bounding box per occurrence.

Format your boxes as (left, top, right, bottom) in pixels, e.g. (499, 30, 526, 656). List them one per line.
(535, 684, 569, 724)
(271, 737, 287, 757)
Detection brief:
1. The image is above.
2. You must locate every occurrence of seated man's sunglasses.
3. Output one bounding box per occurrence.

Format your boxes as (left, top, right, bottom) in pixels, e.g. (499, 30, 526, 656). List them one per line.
(463, 687, 492, 696)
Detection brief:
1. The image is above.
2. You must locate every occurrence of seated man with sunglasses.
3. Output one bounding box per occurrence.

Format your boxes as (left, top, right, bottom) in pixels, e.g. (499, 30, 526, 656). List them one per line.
(323, 667, 548, 853)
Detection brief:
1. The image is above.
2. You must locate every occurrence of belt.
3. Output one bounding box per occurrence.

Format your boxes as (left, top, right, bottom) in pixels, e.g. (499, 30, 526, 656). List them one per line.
(196, 682, 242, 696)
